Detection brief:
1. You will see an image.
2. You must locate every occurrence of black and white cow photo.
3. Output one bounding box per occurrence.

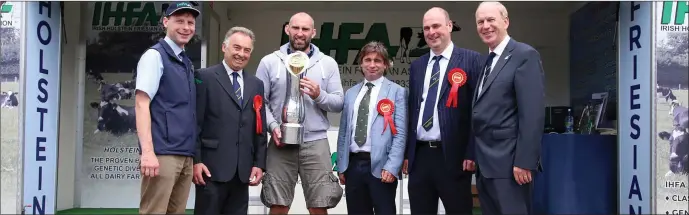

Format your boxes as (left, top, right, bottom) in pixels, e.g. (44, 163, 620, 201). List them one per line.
(87, 73, 137, 137)
(1, 90, 19, 108)
(658, 98, 689, 177)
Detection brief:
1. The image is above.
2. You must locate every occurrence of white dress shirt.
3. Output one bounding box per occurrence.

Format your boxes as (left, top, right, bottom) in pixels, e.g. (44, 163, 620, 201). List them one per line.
(350, 76, 385, 153)
(416, 42, 454, 141)
(478, 35, 511, 95)
(223, 60, 244, 99)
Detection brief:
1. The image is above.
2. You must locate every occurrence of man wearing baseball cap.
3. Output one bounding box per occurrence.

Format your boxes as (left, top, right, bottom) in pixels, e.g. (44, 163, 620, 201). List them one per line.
(134, 1, 200, 214)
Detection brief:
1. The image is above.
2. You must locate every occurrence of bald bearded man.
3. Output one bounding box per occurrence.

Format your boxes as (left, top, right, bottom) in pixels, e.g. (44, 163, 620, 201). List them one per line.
(256, 12, 344, 215)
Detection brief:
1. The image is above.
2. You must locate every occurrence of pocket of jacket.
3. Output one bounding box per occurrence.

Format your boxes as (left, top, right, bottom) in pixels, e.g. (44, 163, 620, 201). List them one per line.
(491, 128, 517, 140)
(201, 138, 219, 149)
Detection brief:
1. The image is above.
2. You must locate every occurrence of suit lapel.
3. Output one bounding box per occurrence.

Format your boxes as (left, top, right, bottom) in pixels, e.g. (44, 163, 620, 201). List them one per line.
(348, 82, 363, 123)
(214, 67, 241, 107)
(475, 39, 516, 104)
(373, 79, 391, 125)
(241, 74, 254, 110)
(346, 82, 363, 144)
(439, 47, 463, 100)
(414, 55, 430, 108)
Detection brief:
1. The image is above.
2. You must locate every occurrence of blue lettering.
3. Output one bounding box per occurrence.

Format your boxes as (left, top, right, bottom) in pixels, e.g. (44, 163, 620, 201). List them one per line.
(629, 25, 641, 51)
(632, 55, 637, 79)
(630, 1, 640, 21)
(37, 108, 47, 132)
(36, 20, 51, 45)
(38, 1, 51, 18)
(629, 175, 642, 200)
(630, 114, 640, 139)
(33, 195, 45, 215)
(629, 205, 642, 214)
(630, 84, 640, 109)
(38, 166, 42, 190)
(37, 78, 48, 102)
(32, 2, 54, 215)
(39, 50, 48, 75)
(36, 137, 46, 161)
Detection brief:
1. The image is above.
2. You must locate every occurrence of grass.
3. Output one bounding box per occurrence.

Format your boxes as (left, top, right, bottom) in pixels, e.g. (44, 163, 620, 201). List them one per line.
(654, 89, 689, 212)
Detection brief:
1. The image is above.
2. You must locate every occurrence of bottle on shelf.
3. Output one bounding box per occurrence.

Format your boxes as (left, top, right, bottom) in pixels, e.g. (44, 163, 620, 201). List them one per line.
(565, 108, 574, 134)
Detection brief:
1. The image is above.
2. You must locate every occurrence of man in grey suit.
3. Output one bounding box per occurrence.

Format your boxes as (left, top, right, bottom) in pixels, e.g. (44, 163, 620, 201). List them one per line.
(337, 41, 407, 215)
(472, 2, 545, 214)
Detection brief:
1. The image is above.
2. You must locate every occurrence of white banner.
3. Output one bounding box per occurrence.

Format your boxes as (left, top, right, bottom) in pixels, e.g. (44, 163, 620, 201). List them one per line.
(22, 1, 61, 215)
(618, 1, 653, 214)
(654, 1, 688, 214)
(79, 1, 203, 208)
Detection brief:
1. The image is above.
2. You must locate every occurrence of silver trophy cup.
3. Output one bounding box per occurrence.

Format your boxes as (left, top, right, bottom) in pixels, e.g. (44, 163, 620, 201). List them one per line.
(280, 51, 309, 145)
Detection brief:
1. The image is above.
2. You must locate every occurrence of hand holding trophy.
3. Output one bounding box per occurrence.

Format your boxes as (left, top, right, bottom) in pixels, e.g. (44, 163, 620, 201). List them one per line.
(280, 51, 309, 145)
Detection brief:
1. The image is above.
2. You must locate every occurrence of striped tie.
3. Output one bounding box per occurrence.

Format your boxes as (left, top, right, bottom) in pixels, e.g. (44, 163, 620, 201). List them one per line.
(231, 72, 242, 104)
(421, 55, 442, 131)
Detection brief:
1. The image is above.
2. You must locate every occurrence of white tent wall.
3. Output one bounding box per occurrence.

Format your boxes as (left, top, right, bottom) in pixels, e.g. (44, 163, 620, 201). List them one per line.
(55, 1, 82, 211)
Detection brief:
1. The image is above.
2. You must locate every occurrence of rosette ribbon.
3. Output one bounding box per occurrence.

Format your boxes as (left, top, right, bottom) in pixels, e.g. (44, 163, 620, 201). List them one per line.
(377, 99, 397, 135)
(445, 68, 467, 108)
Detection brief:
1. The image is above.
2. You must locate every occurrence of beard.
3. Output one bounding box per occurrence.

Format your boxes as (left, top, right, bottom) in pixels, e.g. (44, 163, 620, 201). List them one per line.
(289, 37, 311, 51)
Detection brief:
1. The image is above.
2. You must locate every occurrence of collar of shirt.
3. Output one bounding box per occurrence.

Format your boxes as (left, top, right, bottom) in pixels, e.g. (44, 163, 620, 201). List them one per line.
(427, 41, 455, 65)
(163, 36, 184, 57)
(287, 43, 315, 57)
(489, 35, 511, 57)
(363, 76, 385, 88)
(222, 60, 243, 78)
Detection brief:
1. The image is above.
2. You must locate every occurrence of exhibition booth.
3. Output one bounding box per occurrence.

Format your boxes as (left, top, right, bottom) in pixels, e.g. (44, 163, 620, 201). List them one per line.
(0, 1, 686, 214)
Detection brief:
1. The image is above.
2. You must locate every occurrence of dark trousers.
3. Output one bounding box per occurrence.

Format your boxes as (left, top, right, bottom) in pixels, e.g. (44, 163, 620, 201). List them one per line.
(194, 172, 248, 215)
(408, 142, 473, 215)
(476, 168, 533, 215)
(344, 152, 398, 215)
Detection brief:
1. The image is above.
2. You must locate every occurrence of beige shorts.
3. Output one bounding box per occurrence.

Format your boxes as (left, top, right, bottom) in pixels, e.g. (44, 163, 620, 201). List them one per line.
(260, 138, 343, 209)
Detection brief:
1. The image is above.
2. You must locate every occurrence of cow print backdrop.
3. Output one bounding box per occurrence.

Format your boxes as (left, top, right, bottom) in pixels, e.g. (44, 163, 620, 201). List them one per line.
(79, 1, 202, 209)
(653, 12, 688, 212)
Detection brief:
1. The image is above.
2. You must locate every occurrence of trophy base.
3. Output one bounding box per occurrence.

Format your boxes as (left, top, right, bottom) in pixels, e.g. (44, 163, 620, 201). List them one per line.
(280, 123, 304, 145)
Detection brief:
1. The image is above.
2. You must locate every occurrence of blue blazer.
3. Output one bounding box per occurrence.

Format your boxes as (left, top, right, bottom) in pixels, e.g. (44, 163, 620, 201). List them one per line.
(406, 45, 483, 177)
(337, 78, 408, 179)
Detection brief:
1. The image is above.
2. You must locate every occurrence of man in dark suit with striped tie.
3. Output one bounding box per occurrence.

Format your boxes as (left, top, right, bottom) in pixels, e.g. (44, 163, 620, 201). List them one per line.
(403, 7, 483, 214)
(193, 26, 267, 215)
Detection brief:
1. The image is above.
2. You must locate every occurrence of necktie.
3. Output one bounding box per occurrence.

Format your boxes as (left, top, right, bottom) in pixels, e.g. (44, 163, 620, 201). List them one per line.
(354, 82, 375, 146)
(421, 55, 442, 131)
(479, 52, 497, 93)
(231, 72, 242, 104)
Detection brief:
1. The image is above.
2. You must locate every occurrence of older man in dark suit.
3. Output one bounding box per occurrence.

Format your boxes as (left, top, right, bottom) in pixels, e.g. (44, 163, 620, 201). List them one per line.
(193, 26, 267, 215)
(403, 7, 483, 215)
(472, 2, 546, 214)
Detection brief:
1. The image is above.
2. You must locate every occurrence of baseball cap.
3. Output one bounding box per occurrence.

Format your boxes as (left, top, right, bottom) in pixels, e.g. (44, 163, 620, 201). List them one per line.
(165, 2, 200, 17)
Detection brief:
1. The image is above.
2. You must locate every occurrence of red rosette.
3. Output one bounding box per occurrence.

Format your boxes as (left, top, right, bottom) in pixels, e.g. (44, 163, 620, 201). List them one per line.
(377, 99, 397, 135)
(445, 68, 467, 107)
(253, 95, 263, 134)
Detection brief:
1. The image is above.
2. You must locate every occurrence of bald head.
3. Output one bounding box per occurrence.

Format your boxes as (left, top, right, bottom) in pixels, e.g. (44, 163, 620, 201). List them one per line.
(285, 12, 316, 52)
(424, 7, 451, 22)
(422, 7, 453, 55)
(289, 12, 315, 29)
